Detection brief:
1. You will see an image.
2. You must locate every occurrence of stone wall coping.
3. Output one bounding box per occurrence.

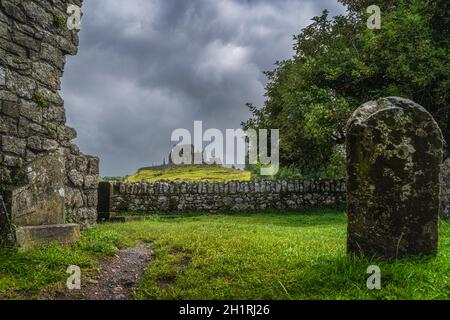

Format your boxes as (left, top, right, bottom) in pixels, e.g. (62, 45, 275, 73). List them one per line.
(107, 179, 347, 195)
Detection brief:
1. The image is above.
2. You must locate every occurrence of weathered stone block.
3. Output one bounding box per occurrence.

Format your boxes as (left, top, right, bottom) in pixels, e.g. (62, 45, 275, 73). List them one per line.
(43, 105, 66, 123)
(70, 207, 97, 229)
(0, 89, 17, 102)
(85, 189, 98, 207)
(54, 33, 78, 55)
(32, 61, 61, 90)
(1, 1, 26, 23)
(2, 135, 26, 155)
(346, 97, 443, 260)
(40, 43, 65, 70)
(11, 153, 65, 226)
(5, 70, 36, 99)
(57, 125, 76, 141)
(19, 100, 42, 123)
(3, 154, 20, 167)
(69, 143, 80, 155)
(76, 155, 88, 172)
(12, 30, 40, 51)
(15, 224, 80, 251)
(41, 138, 59, 151)
(68, 169, 83, 187)
(88, 157, 99, 175)
(35, 87, 63, 106)
(84, 174, 98, 189)
(3, 53, 32, 73)
(0, 20, 8, 39)
(27, 135, 42, 151)
(0, 7, 8, 23)
(65, 187, 84, 209)
(21, 1, 53, 28)
(0, 117, 17, 136)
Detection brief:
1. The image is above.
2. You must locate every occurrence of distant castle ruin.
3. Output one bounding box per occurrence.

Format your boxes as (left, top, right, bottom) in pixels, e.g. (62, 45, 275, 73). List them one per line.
(138, 144, 222, 172)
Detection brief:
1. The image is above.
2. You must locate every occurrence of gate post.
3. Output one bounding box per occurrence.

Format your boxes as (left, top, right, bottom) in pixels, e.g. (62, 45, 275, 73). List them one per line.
(97, 182, 113, 222)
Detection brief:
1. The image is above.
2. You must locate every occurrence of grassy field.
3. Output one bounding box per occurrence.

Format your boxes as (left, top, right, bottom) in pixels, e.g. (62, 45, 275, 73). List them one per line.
(126, 165, 252, 183)
(0, 208, 449, 300)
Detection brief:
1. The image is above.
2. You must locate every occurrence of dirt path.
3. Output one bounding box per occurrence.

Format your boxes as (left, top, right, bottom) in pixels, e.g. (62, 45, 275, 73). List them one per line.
(61, 244, 154, 300)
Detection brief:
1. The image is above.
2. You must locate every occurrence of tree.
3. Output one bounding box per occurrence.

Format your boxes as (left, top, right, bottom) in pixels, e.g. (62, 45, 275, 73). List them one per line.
(243, 0, 450, 176)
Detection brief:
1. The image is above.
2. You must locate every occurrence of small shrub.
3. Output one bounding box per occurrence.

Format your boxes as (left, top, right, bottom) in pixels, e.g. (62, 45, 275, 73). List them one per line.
(43, 121, 57, 139)
(52, 11, 66, 30)
(34, 91, 49, 109)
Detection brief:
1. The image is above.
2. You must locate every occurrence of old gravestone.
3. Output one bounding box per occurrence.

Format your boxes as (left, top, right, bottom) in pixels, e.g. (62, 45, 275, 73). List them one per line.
(346, 97, 443, 260)
(441, 158, 450, 220)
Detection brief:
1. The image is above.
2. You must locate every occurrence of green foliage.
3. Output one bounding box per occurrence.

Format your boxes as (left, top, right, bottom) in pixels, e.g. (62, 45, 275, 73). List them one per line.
(52, 11, 66, 30)
(77, 230, 123, 255)
(243, 0, 450, 174)
(0, 169, 13, 192)
(120, 213, 450, 300)
(0, 159, 26, 192)
(43, 121, 57, 139)
(0, 228, 123, 299)
(272, 166, 305, 180)
(250, 146, 346, 180)
(34, 91, 49, 109)
(325, 145, 347, 179)
(127, 165, 251, 182)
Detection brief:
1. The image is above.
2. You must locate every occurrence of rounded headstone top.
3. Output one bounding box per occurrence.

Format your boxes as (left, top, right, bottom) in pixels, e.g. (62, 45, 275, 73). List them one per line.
(347, 97, 441, 134)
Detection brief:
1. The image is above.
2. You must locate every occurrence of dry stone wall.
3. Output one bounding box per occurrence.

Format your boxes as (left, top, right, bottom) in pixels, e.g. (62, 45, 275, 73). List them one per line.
(107, 180, 346, 214)
(0, 0, 98, 234)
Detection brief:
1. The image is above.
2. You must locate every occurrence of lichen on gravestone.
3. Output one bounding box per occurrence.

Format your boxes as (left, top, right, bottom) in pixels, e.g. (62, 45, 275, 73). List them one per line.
(346, 97, 444, 260)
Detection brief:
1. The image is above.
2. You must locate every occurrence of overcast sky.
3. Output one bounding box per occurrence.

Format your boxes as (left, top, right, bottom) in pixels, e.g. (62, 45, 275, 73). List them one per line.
(61, 0, 345, 177)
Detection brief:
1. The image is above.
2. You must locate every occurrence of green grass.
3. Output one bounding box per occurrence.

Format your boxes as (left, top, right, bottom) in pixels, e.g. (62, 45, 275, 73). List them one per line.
(0, 230, 122, 299)
(127, 165, 251, 182)
(0, 208, 449, 300)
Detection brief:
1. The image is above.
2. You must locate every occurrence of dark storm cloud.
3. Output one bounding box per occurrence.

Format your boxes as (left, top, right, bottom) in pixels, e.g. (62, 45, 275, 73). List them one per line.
(61, 0, 344, 176)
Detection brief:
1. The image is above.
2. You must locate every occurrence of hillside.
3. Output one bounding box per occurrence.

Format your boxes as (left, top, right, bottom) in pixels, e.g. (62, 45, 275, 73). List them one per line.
(126, 165, 252, 182)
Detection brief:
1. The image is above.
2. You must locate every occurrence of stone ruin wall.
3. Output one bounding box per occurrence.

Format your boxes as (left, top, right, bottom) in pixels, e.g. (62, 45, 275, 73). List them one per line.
(107, 179, 346, 214)
(0, 0, 98, 229)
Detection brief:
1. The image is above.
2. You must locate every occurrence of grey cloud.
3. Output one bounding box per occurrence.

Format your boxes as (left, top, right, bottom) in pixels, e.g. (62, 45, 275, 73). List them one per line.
(62, 0, 344, 176)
